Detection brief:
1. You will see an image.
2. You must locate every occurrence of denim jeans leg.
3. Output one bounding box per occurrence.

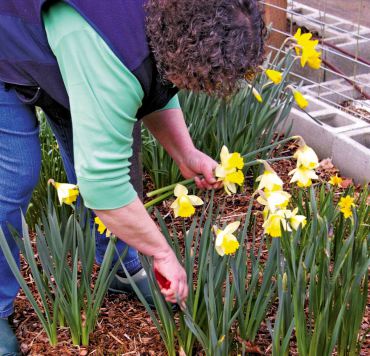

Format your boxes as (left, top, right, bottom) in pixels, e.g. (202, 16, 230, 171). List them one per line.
(43, 102, 141, 274)
(0, 82, 41, 318)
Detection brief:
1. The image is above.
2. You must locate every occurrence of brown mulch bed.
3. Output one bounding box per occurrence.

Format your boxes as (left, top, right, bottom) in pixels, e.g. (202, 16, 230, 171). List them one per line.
(13, 141, 370, 355)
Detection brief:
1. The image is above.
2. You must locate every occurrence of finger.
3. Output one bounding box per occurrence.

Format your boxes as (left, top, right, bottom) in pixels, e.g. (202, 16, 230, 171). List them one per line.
(177, 280, 185, 301)
(161, 288, 175, 297)
(202, 162, 217, 185)
(194, 176, 203, 189)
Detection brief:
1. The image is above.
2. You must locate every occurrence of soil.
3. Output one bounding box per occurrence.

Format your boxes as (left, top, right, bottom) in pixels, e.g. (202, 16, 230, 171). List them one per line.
(12, 139, 370, 355)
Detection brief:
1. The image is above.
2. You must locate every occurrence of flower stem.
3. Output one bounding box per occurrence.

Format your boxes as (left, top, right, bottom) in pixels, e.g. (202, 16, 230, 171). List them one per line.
(243, 136, 296, 159)
(244, 156, 293, 168)
(146, 178, 194, 198)
(144, 191, 174, 209)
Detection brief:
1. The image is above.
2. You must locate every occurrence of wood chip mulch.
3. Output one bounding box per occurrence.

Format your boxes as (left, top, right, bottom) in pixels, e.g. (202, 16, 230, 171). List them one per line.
(12, 141, 370, 355)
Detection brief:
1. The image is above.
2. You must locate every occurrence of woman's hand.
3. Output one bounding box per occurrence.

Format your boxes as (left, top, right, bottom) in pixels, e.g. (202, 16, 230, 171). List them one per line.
(178, 148, 223, 190)
(153, 248, 188, 309)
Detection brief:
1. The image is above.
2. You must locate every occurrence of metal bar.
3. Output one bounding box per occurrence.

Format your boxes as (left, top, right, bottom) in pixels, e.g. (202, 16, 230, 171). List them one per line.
(261, 1, 370, 42)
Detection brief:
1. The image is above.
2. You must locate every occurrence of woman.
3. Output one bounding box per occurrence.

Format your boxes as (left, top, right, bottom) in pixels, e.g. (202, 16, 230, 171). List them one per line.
(0, 0, 264, 353)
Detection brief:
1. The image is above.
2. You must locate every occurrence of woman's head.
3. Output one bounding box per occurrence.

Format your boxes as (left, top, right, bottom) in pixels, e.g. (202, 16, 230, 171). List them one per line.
(146, 0, 266, 97)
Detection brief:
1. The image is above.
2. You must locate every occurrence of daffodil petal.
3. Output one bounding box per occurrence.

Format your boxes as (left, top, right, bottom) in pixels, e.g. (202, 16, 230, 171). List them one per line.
(224, 221, 241, 235)
(174, 184, 188, 197)
(188, 195, 204, 206)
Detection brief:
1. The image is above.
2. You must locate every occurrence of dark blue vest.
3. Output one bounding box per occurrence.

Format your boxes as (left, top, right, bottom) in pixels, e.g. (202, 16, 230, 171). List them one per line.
(0, 0, 177, 118)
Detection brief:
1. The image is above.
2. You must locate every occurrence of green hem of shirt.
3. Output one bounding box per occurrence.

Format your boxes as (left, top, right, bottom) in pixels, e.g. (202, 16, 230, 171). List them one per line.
(78, 177, 138, 210)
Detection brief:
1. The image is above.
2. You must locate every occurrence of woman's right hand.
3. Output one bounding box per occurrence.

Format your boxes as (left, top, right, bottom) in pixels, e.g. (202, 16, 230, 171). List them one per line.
(153, 249, 188, 309)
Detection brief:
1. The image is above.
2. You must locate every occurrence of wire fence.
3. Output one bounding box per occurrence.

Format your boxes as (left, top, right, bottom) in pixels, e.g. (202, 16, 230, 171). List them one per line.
(262, 0, 370, 121)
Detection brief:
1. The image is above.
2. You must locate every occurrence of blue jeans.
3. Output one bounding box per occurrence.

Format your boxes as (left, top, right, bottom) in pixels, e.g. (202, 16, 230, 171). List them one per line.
(0, 82, 141, 318)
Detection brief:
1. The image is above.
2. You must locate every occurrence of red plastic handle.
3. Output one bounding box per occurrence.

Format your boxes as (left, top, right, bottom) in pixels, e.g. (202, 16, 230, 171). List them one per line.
(154, 268, 171, 290)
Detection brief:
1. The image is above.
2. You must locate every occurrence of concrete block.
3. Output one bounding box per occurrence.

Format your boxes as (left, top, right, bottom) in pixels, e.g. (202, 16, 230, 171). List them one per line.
(332, 128, 370, 183)
(282, 107, 336, 158)
(312, 109, 367, 131)
(303, 73, 370, 105)
(281, 95, 370, 182)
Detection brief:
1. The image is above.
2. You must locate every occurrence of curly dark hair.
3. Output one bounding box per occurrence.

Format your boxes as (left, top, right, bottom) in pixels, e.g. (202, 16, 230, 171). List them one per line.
(145, 0, 266, 97)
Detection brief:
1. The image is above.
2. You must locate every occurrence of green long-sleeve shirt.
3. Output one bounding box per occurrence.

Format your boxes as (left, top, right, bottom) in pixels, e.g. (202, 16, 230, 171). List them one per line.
(43, 2, 180, 209)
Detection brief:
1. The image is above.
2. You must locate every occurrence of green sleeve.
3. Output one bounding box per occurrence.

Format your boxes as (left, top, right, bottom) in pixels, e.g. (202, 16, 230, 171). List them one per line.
(43, 2, 144, 209)
(158, 94, 180, 111)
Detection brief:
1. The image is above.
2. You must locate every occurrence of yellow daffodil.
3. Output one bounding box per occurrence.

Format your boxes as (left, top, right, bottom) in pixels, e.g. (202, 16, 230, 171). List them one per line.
(289, 208, 307, 230)
(218, 146, 244, 170)
(215, 146, 245, 195)
(256, 170, 284, 192)
(263, 210, 291, 238)
(49, 179, 79, 206)
(306, 50, 322, 70)
(289, 166, 318, 187)
(293, 28, 322, 70)
(213, 221, 240, 256)
(294, 144, 319, 169)
(252, 87, 263, 102)
(300, 40, 319, 67)
(257, 190, 291, 212)
(265, 69, 283, 85)
(170, 184, 204, 218)
(293, 90, 309, 109)
(329, 175, 343, 187)
(338, 195, 355, 219)
(94, 216, 111, 237)
(293, 28, 313, 56)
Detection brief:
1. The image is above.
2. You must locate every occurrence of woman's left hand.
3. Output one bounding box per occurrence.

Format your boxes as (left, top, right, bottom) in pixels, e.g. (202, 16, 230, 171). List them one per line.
(177, 148, 223, 190)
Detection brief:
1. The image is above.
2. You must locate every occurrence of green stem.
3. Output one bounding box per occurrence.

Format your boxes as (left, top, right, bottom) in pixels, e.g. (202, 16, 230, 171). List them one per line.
(146, 178, 194, 198)
(82, 326, 89, 347)
(242, 136, 297, 159)
(244, 155, 294, 168)
(144, 191, 175, 209)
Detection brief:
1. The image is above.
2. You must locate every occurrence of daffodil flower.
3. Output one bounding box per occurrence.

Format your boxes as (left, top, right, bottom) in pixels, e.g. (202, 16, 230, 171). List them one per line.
(293, 89, 309, 109)
(294, 28, 313, 56)
(338, 195, 355, 219)
(49, 179, 79, 206)
(265, 69, 283, 84)
(170, 184, 204, 218)
(213, 221, 240, 256)
(215, 146, 245, 195)
(294, 144, 319, 169)
(289, 166, 318, 187)
(94, 216, 111, 237)
(289, 208, 307, 230)
(257, 190, 291, 212)
(263, 210, 291, 238)
(256, 168, 284, 192)
(328, 175, 343, 187)
(218, 146, 244, 171)
(293, 28, 322, 70)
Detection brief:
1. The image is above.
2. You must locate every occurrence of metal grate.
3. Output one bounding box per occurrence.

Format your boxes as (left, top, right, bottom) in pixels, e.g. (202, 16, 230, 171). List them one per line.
(262, 0, 370, 122)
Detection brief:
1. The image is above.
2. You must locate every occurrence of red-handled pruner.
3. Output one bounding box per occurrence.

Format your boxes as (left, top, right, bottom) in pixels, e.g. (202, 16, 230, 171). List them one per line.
(154, 268, 171, 290)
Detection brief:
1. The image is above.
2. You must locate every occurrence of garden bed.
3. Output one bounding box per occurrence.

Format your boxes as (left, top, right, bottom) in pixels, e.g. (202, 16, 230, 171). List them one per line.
(13, 141, 370, 355)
